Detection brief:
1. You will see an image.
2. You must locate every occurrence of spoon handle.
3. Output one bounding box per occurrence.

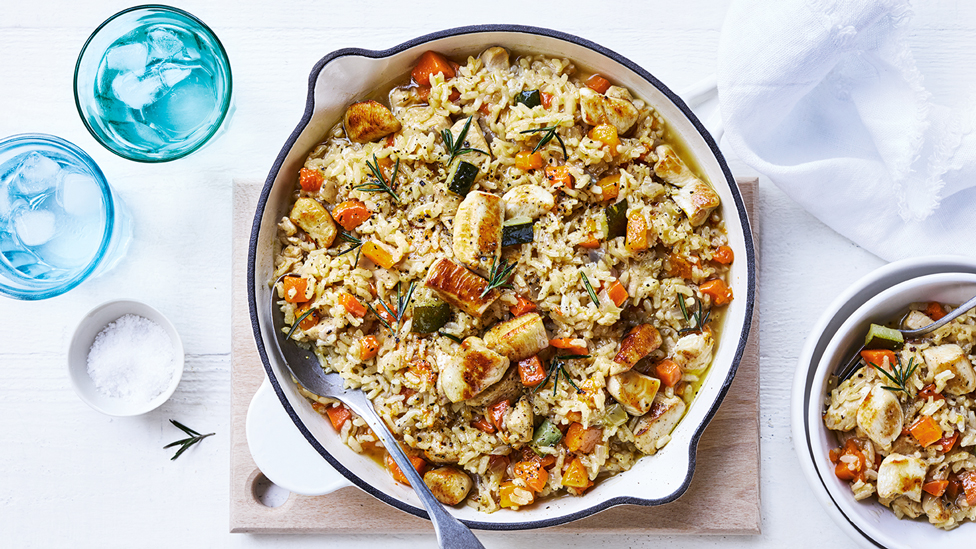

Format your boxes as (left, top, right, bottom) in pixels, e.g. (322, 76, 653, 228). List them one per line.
(345, 394, 485, 549)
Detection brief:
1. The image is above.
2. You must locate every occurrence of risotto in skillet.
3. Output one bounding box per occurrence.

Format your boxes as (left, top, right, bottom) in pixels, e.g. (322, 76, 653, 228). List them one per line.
(272, 47, 735, 512)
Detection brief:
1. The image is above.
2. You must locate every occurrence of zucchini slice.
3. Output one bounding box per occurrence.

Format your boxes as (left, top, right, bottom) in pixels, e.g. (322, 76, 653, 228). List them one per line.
(412, 299, 451, 333)
(502, 217, 534, 247)
(864, 323, 904, 350)
(446, 159, 479, 197)
(515, 90, 541, 109)
(605, 199, 628, 239)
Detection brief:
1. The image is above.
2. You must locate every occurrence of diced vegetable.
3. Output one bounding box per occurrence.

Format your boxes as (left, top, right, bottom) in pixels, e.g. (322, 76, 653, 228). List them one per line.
(518, 355, 546, 387)
(938, 431, 959, 453)
(605, 280, 628, 307)
(656, 359, 682, 388)
(551, 337, 587, 355)
(961, 471, 976, 506)
(667, 253, 694, 279)
(502, 220, 534, 247)
(299, 167, 323, 192)
(564, 423, 602, 453)
(488, 400, 511, 431)
(515, 90, 541, 108)
(512, 460, 548, 492)
(446, 159, 479, 196)
(625, 211, 648, 252)
(605, 199, 628, 239)
(585, 74, 611, 94)
(544, 165, 573, 188)
(864, 323, 904, 350)
(473, 416, 495, 434)
(499, 480, 534, 508)
(296, 303, 319, 330)
(325, 403, 352, 431)
(947, 475, 963, 500)
(561, 457, 593, 489)
(411, 300, 451, 333)
(919, 383, 945, 401)
(386, 453, 428, 486)
(908, 415, 942, 447)
(540, 91, 553, 109)
(283, 276, 309, 303)
(713, 245, 734, 264)
(588, 123, 620, 152)
(860, 349, 897, 369)
(700, 279, 733, 306)
(833, 439, 866, 482)
(925, 301, 947, 321)
(515, 150, 544, 171)
(510, 295, 537, 317)
(332, 199, 371, 231)
(359, 335, 380, 361)
(361, 241, 396, 269)
(922, 480, 949, 497)
(412, 50, 455, 86)
(579, 235, 601, 249)
(596, 173, 620, 201)
(339, 293, 367, 317)
(603, 403, 629, 427)
(532, 419, 563, 448)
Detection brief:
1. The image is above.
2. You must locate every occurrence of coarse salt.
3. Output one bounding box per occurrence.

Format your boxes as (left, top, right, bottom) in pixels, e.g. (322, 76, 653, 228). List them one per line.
(86, 314, 177, 402)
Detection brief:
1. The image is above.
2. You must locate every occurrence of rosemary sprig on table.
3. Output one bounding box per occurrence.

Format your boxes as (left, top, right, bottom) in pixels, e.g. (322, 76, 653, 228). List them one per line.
(354, 154, 401, 202)
(870, 356, 919, 395)
(334, 230, 363, 265)
(520, 123, 568, 159)
(678, 294, 711, 334)
(535, 354, 590, 396)
(480, 256, 517, 298)
(441, 115, 488, 165)
(581, 272, 600, 306)
(164, 420, 214, 461)
(368, 280, 417, 338)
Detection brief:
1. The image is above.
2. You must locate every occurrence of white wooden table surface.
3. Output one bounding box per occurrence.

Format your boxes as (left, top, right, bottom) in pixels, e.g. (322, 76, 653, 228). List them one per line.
(2, 1, 972, 547)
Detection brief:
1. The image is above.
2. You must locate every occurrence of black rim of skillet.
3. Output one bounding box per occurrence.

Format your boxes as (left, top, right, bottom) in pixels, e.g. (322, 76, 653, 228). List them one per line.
(248, 23, 757, 530)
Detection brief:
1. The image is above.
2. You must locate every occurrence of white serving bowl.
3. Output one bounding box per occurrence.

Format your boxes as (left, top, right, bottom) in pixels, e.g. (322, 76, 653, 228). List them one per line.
(68, 299, 184, 416)
(247, 25, 756, 529)
(793, 258, 976, 548)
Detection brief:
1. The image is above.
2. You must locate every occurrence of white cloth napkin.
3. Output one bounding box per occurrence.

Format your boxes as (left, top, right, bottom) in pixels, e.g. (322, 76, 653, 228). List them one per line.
(717, 0, 976, 261)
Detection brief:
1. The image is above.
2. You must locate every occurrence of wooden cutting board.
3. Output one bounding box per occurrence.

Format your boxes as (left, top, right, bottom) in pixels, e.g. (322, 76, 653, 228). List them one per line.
(230, 178, 761, 534)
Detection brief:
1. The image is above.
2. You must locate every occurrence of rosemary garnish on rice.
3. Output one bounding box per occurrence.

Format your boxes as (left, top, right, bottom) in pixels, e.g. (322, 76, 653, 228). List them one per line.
(520, 122, 568, 158)
(480, 256, 517, 298)
(678, 293, 711, 334)
(355, 154, 401, 202)
(441, 115, 488, 165)
(870, 356, 919, 395)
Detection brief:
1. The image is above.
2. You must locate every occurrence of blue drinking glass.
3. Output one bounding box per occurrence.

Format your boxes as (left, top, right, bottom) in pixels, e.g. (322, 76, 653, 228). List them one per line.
(74, 5, 232, 162)
(0, 134, 132, 300)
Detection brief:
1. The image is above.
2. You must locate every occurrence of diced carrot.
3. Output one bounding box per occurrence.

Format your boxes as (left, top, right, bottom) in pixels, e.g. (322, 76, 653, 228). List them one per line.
(625, 211, 648, 252)
(361, 241, 396, 269)
(713, 245, 734, 265)
(479, 103, 492, 117)
(515, 150, 544, 171)
(332, 200, 371, 231)
(412, 51, 455, 86)
(923, 480, 949, 497)
(833, 439, 866, 482)
(938, 431, 959, 453)
(325, 403, 352, 431)
(947, 475, 963, 500)
(962, 471, 976, 506)
(700, 279, 734, 306)
(596, 173, 620, 201)
(339, 293, 367, 317)
(406, 359, 435, 386)
(925, 301, 947, 321)
(385, 133, 397, 148)
(510, 295, 537, 317)
(656, 359, 682, 388)
(374, 300, 395, 326)
(386, 453, 428, 486)
(298, 167, 323, 193)
(488, 400, 511, 431)
(283, 276, 309, 303)
(448, 88, 461, 102)
(667, 253, 694, 279)
(909, 415, 942, 447)
(519, 447, 557, 469)
(499, 480, 535, 508)
(579, 235, 601, 249)
(416, 85, 431, 103)
(540, 91, 553, 109)
(376, 156, 394, 178)
(919, 383, 945, 401)
(512, 460, 549, 493)
(296, 303, 319, 330)
(518, 356, 547, 387)
(550, 337, 587, 355)
(605, 280, 628, 307)
(828, 448, 842, 463)
(564, 423, 602, 453)
(561, 457, 593, 489)
(359, 335, 380, 361)
(860, 349, 897, 369)
(544, 165, 573, 188)
(588, 124, 620, 152)
(473, 416, 495, 434)
(585, 74, 611, 94)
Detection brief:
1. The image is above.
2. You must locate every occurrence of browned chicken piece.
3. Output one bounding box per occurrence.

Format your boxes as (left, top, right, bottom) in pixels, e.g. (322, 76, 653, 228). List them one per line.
(483, 312, 549, 362)
(289, 197, 337, 248)
(424, 467, 474, 505)
(344, 100, 402, 143)
(499, 396, 534, 445)
(501, 184, 554, 220)
(654, 145, 721, 226)
(922, 344, 976, 395)
(611, 324, 662, 374)
(607, 369, 661, 416)
(437, 337, 510, 403)
(424, 258, 499, 317)
(632, 394, 686, 455)
(579, 87, 639, 135)
(480, 46, 510, 71)
(464, 364, 523, 407)
(453, 191, 503, 276)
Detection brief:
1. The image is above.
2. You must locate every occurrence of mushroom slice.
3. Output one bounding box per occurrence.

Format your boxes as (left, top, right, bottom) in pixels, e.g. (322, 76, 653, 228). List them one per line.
(632, 394, 686, 455)
(607, 370, 661, 416)
(611, 324, 662, 374)
(483, 312, 549, 362)
(877, 453, 926, 502)
(922, 344, 976, 395)
(654, 145, 721, 226)
(289, 197, 337, 248)
(856, 384, 904, 449)
(453, 191, 503, 276)
(437, 336, 510, 403)
(424, 258, 498, 317)
(424, 467, 473, 506)
(344, 100, 401, 143)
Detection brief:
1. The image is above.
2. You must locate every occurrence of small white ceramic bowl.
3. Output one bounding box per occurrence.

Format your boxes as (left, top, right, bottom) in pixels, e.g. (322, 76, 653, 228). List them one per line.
(793, 260, 976, 548)
(68, 299, 184, 416)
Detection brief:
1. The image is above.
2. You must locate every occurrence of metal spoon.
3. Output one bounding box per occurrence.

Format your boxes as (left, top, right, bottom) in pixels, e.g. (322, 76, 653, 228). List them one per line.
(836, 294, 976, 382)
(269, 282, 485, 549)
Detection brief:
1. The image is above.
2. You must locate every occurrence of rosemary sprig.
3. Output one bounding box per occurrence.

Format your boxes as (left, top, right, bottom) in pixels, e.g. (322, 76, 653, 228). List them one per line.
(581, 272, 599, 306)
(368, 280, 417, 339)
(677, 294, 711, 334)
(354, 154, 401, 202)
(870, 356, 919, 395)
(520, 123, 568, 159)
(441, 115, 488, 165)
(164, 420, 214, 461)
(438, 331, 463, 344)
(334, 230, 363, 265)
(286, 306, 318, 340)
(480, 256, 517, 298)
(535, 354, 590, 396)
